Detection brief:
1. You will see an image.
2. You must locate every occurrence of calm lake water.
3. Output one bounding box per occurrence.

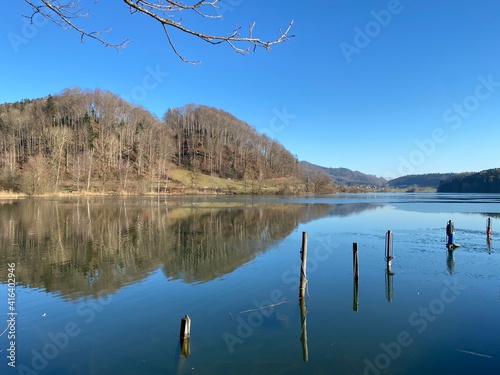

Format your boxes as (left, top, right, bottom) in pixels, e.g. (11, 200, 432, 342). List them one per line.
(1, 193, 500, 375)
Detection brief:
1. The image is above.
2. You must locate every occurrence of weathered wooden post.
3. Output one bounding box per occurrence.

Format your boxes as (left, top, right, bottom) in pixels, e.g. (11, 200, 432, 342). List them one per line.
(384, 231, 395, 302)
(299, 298, 309, 362)
(487, 218, 492, 239)
(353, 242, 359, 281)
(385, 230, 394, 269)
(299, 232, 308, 300)
(299, 232, 309, 358)
(353, 243, 359, 312)
(180, 314, 191, 339)
(179, 315, 191, 357)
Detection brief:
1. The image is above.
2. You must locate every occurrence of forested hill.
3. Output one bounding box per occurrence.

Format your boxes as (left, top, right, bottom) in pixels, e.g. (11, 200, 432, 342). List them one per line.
(0, 88, 336, 195)
(301, 162, 387, 187)
(437, 169, 500, 193)
(388, 173, 456, 188)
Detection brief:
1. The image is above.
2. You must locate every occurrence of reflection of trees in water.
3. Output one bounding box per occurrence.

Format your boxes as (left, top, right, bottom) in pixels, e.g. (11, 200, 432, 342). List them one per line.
(326, 203, 382, 217)
(478, 212, 500, 219)
(0, 199, 335, 299)
(164, 206, 312, 282)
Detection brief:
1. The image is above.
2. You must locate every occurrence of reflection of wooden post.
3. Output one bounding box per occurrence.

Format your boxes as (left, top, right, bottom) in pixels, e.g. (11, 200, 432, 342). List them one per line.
(299, 232, 308, 299)
(385, 265, 394, 302)
(180, 338, 190, 358)
(299, 298, 309, 362)
(446, 250, 455, 275)
(179, 315, 191, 357)
(353, 277, 359, 312)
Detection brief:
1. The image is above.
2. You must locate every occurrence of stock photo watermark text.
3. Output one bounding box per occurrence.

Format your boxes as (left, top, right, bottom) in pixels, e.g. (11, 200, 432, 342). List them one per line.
(363, 278, 466, 375)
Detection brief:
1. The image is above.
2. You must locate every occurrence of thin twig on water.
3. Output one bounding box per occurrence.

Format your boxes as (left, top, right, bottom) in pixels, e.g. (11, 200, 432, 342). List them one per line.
(455, 349, 492, 358)
(239, 299, 294, 314)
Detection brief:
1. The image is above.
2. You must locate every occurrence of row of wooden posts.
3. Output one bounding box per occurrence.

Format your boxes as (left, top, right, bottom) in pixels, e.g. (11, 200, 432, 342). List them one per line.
(352, 230, 395, 310)
(177, 218, 493, 361)
(175, 230, 398, 361)
(297, 217, 493, 310)
(301, 230, 394, 304)
(176, 232, 311, 362)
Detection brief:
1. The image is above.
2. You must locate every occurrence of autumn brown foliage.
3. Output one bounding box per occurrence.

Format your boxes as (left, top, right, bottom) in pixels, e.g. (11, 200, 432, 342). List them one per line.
(0, 89, 330, 194)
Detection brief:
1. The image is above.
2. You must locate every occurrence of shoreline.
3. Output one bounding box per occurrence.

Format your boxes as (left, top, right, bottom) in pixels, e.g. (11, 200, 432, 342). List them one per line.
(0, 187, 434, 200)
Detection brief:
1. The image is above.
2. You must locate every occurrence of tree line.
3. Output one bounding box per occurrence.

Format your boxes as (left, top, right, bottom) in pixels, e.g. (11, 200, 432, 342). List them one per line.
(388, 173, 456, 189)
(0, 88, 334, 194)
(437, 169, 500, 193)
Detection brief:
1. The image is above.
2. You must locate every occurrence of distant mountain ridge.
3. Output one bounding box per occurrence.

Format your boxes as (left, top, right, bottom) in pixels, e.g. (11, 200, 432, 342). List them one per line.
(300, 163, 462, 189)
(300, 161, 387, 187)
(388, 173, 456, 188)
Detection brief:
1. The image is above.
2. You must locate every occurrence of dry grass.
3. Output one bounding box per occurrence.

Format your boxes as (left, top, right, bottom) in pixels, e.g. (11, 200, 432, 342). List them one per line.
(169, 170, 309, 194)
(169, 169, 244, 190)
(0, 169, 309, 198)
(0, 190, 25, 199)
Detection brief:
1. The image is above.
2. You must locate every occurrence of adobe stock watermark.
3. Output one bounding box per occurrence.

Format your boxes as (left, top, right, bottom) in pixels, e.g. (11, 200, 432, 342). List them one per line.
(122, 65, 169, 104)
(7, 14, 48, 54)
(16, 296, 112, 375)
(215, 0, 244, 16)
(385, 74, 500, 179)
(259, 107, 297, 139)
(363, 278, 466, 375)
(222, 235, 338, 354)
(339, 0, 409, 64)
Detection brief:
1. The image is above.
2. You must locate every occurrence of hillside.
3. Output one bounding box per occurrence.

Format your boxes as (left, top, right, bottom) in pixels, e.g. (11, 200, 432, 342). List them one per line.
(388, 173, 456, 188)
(0, 88, 336, 195)
(437, 169, 500, 193)
(301, 161, 387, 187)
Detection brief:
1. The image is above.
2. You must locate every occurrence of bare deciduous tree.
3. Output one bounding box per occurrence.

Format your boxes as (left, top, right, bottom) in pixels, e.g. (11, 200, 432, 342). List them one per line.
(48, 126, 71, 190)
(20, 155, 54, 195)
(23, 0, 294, 64)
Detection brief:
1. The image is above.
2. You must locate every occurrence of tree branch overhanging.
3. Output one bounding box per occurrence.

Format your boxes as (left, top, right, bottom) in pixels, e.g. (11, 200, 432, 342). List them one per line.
(22, 0, 294, 63)
(24, 0, 130, 48)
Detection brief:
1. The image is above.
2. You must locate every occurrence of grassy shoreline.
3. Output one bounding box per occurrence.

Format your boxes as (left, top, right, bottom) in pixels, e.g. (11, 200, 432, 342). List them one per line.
(0, 169, 433, 199)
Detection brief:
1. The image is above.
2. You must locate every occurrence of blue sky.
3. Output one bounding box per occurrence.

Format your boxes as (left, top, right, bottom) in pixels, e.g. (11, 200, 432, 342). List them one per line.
(2, 1, 500, 179)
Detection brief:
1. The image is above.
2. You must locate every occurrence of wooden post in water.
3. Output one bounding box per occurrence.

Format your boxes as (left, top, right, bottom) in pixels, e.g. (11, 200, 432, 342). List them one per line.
(180, 314, 191, 339)
(385, 230, 394, 270)
(384, 231, 395, 302)
(299, 232, 308, 300)
(353, 242, 359, 312)
(299, 298, 309, 362)
(179, 315, 191, 357)
(487, 218, 492, 239)
(353, 243, 359, 281)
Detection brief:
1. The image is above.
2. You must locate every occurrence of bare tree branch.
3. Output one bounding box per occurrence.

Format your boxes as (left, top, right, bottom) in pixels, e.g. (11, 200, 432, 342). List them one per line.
(24, 0, 130, 48)
(22, 0, 294, 63)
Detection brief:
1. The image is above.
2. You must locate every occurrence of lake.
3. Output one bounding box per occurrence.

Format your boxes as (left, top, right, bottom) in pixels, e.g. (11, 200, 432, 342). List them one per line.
(1, 193, 499, 374)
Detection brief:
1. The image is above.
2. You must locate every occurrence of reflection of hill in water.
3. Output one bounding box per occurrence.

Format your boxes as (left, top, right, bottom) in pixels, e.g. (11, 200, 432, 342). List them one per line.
(325, 203, 382, 217)
(1, 199, 375, 300)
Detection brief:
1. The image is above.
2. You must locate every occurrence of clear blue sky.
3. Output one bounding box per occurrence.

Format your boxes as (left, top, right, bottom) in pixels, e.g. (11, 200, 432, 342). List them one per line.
(2, 1, 500, 179)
